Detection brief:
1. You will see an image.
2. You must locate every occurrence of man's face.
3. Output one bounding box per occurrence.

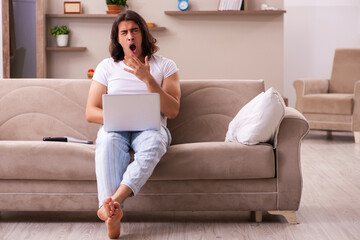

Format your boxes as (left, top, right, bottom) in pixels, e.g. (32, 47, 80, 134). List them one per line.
(118, 20, 143, 59)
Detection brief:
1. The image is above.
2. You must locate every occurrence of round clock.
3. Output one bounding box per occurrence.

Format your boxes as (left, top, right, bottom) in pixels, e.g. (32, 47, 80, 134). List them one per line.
(178, 0, 189, 11)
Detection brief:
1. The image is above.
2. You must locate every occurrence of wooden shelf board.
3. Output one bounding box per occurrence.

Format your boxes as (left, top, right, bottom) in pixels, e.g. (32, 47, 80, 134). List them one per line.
(46, 14, 116, 18)
(149, 27, 166, 31)
(46, 14, 165, 31)
(164, 10, 286, 15)
(46, 47, 87, 51)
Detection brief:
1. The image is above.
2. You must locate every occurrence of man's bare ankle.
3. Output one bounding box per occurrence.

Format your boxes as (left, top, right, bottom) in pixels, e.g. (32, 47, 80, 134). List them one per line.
(97, 206, 108, 221)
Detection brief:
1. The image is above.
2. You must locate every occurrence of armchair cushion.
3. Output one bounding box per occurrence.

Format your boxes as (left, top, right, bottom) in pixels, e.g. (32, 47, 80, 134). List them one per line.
(302, 93, 353, 115)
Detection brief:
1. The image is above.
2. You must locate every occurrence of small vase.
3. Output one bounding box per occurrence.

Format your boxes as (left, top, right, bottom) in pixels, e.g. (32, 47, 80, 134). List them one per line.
(107, 4, 122, 14)
(87, 72, 94, 79)
(56, 34, 69, 47)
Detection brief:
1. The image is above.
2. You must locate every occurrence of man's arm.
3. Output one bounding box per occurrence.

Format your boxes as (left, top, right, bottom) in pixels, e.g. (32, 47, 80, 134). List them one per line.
(124, 55, 181, 119)
(149, 71, 181, 119)
(86, 80, 107, 124)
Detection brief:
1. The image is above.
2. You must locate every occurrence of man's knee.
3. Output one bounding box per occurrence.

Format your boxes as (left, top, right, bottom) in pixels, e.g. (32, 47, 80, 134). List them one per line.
(142, 134, 167, 149)
(135, 138, 168, 161)
(140, 129, 169, 146)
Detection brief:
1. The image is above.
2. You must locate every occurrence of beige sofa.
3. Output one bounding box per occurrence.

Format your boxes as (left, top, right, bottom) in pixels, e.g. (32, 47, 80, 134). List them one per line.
(0, 78, 309, 224)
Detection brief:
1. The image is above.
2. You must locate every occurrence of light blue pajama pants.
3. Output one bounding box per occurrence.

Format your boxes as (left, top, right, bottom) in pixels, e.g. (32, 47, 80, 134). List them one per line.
(95, 125, 171, 208)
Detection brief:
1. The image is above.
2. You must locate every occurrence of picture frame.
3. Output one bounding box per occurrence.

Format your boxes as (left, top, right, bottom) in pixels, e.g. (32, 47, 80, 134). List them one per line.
(64, 1, 82, 14)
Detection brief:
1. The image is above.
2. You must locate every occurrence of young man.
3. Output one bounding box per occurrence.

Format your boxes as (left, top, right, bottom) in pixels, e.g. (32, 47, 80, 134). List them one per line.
(85, 10, 180, 239)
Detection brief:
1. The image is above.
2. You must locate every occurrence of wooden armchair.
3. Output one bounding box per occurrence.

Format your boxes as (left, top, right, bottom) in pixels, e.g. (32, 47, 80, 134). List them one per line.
(293, 49, 360, 143)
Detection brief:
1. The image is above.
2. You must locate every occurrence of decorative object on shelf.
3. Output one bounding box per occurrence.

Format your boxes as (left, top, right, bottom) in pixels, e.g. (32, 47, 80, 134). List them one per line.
(64, 1, 82, 14)
(87, 69, 94, 79)
(106, 0, 127, 14)
(260, 3, 278, 10)
(147, 22, 155, 28)
(50, 25, 70, 47)
(178, 0, 189, 11)
(164, 10, 286, 15)
(218, 0, 243, 11)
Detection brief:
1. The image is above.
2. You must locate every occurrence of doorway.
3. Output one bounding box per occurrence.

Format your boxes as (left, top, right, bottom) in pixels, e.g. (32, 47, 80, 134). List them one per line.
(2, 0, 44, 78)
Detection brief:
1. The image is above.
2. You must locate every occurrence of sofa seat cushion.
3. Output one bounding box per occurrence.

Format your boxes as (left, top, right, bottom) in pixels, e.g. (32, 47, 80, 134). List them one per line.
(0, 141, 96, 180)
(150, 142, 275, 180)
(0, 141, 275, 181)
(302, 93, 353, 115)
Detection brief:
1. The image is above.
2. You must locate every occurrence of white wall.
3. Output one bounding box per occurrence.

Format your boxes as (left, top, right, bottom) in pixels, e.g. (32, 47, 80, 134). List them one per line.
(284, 0, 360, 107)
(46, 0, 285, 93)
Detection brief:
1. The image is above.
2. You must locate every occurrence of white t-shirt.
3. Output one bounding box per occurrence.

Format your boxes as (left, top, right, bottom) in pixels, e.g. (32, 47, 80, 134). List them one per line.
(93, 55, 179, 126)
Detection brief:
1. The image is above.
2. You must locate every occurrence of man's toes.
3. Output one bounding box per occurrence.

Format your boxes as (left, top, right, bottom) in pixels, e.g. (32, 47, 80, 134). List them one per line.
(103, 197, 112, 204)
(110, 203, 115, 212)
(109, 207, 120, 217)
(113, 202, 121, 209)
(113, 208, 119, 215)
(103, 197, 112, 216)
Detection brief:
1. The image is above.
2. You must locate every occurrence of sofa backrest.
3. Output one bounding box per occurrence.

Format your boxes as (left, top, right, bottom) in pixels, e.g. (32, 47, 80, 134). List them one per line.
(168, 80, 265, 145)
(0, 79, 265, 144)
(330, 48, 360, 93)
(0, 79, 99, 141)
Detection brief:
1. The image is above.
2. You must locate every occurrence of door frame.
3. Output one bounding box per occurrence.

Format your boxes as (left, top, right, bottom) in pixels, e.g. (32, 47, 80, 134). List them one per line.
(2, 0, 10, 78)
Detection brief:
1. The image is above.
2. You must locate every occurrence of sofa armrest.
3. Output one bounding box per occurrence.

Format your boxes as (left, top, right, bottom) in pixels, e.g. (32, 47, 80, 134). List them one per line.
(276, 107, 310, 210)
(353, 80, 360, 131)
(293, 79, 329, 112)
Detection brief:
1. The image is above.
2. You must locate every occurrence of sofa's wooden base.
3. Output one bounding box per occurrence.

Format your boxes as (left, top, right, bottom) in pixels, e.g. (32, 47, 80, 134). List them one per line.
(268, 210, 298, 224)
(253, 211, 298, 224)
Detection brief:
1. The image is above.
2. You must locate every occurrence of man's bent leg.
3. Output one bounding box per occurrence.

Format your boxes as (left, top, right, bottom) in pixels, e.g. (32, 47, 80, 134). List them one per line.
(102, 125, 170, 239)
(95, 126, 131, 218)
(119, 125, 171, 199)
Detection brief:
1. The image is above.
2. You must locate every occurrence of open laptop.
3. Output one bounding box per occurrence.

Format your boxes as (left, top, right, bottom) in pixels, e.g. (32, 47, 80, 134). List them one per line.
(102, 93, 161, 132)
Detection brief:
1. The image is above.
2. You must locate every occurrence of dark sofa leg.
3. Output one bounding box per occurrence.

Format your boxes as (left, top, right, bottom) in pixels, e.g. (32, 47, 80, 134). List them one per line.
(326, 131, 332, 139)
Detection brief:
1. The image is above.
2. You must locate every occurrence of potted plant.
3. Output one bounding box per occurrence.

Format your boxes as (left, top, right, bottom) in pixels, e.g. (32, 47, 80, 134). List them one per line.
(106, 0, 128, 14)
(50, 25, 70, 47)
(87, 69, 94, 79)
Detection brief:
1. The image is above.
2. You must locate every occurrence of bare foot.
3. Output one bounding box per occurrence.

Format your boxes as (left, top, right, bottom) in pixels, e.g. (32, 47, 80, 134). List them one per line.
(97, 197, 112, 221)
(105, 201, 123, 239)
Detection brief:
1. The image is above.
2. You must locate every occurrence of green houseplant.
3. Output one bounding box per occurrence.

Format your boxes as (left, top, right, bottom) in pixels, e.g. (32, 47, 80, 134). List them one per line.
(106, 0, 127, 14)
(106, 0, 127, 6)
(50, 25, 70, 47)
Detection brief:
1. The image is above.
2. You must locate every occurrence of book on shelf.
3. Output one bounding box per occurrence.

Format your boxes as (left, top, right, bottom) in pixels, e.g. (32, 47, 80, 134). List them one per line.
(218, 0, 243, 11)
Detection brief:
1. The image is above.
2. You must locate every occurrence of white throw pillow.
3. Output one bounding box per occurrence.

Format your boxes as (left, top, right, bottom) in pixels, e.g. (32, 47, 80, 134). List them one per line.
(225, 87, 285, 146)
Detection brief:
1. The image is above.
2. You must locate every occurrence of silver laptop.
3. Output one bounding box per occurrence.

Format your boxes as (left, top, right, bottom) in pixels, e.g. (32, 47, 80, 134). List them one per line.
(102, 93, 161, 132)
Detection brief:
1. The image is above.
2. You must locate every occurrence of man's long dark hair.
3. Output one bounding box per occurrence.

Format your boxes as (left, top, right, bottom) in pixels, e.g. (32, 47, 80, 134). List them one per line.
(109, 10, 159, 62)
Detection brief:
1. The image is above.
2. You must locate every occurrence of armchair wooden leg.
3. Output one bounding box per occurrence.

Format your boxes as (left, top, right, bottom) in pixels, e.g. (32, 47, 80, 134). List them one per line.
(255, 211, 262, 223)
(268, 211, 298, 224)
(354, 132, 360, 143)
